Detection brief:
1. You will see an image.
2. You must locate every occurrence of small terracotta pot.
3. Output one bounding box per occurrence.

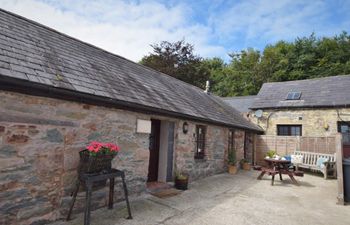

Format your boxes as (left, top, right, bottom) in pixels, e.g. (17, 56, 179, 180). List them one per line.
(242, 162, 251, 171)
(228, 165, 237, 174)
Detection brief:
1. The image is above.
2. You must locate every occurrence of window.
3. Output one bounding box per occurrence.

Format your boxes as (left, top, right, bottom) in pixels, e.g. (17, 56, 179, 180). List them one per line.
(228, 130, 235, 153)
(286, 92, 301, 100)
(338, 121, 350, 143)
(338, 121, 350, 133)
(277, 125, 302, 136)
(195, 125, 206, 159)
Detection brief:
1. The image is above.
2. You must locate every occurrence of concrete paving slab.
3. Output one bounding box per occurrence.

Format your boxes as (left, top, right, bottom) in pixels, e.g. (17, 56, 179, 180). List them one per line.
(54, 170, 349, 225)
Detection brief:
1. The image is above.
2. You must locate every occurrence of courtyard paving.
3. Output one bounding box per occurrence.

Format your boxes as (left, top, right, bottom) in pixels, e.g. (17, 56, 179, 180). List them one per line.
(56, 170, 349, 225)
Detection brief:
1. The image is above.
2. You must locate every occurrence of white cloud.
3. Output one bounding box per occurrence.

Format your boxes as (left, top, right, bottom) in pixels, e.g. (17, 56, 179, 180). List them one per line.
(1, 0, 348, 61)
(0, 0, 225, 61)
(209, 0, 349, 51)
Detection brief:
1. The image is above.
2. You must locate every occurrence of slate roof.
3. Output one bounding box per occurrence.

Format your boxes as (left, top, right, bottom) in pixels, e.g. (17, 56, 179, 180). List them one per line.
(222, 96, 256, 113)
(0, 9, 262, 132)
(251, 75, 350, 110)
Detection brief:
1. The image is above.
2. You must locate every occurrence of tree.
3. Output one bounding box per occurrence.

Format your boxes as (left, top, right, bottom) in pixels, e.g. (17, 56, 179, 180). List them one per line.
(140, 40, 210, 88)
(210, 31, 350, 97)
(141, 32, 350, 97)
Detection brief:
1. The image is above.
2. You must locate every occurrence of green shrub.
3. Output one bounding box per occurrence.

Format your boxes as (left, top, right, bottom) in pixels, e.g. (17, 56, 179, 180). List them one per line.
(175, 171, 188, 180)
(266, 150, 277, 158)
(228, 150, 236, 165)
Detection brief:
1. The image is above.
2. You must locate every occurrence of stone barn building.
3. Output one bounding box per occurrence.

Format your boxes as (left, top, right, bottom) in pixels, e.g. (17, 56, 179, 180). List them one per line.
(0, 9, 262, 224)
(247, 76, 350, 163)
(249, 75, 350, 137)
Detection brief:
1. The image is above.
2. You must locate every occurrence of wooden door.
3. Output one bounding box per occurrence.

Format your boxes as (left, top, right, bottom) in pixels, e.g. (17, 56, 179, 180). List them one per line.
(147, 119, 161, 182)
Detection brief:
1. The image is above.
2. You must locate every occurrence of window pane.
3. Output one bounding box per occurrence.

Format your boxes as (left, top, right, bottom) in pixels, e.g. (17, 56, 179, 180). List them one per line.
(341, 125, 349, 133)
(286, 93, 294, 100)
(277, 125, 302, 136)
(229, 130, 235, 152)
(293, 92, 301, 100)
(337, 122, 350, 133)
(195, 125, 206, 159)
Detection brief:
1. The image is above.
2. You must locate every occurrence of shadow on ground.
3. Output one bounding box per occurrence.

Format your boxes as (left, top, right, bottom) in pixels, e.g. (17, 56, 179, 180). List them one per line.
(51, 170, 349, 225)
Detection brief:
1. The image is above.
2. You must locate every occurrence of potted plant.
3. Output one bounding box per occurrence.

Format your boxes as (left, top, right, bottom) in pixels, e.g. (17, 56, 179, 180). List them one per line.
(240, 158, 251, 170)
(228, 150, 237, 174)
(265, 150, 277, 159)
(78, 141, 120, 174)
(174, 171, 189, 190)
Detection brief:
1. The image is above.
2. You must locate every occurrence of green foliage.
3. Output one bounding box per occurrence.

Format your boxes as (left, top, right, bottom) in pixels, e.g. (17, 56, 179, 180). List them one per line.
(175, 171, 188, 180)
(141, 32, 350, 96)
(266, 150, 277, 158)
(140, 40, 210, 88)
(239, 158, 249, 166)
(214, 31, 350, 96)
(228, 150, 236, 165)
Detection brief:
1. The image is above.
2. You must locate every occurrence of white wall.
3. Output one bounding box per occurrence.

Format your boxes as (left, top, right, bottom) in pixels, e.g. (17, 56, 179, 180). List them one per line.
(158, 121, 169, 182)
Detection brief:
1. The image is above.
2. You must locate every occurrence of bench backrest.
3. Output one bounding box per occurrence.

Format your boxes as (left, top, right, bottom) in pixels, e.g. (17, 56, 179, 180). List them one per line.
(293, 151, 336, 167)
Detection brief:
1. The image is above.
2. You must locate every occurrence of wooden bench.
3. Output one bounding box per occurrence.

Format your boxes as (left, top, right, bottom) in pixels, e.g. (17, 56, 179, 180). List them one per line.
(293, 151, 336, 179)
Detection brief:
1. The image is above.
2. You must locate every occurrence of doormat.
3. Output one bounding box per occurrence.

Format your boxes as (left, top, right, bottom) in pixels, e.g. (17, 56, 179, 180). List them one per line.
(149, 188, 182, 198)
(147, 182, 182, 198)
(147, 181, 172, 190)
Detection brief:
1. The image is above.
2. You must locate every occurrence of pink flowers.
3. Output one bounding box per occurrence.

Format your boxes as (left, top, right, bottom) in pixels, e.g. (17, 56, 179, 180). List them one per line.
(104, 143, 120, 152)
(86, 141, 120, 155)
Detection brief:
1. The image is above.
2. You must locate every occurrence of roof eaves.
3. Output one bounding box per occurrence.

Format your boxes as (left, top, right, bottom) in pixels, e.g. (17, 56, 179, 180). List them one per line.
(0, 75, 263, 133)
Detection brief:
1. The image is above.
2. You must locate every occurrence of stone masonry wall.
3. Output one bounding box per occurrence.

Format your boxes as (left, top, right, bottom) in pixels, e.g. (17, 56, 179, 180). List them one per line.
(175, 123, 247, 180)
(249, 108, 350, 136)
(0, 91, 150, 225)
(233, 130, 248, 167)
(175, 121, 228, 180)
(0, 90, 248, 225)
(244, 132, 254, 164)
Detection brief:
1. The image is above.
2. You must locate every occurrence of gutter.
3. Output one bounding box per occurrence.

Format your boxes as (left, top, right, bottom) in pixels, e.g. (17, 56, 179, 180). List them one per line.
(0, 76, 263, 133)
(250, 104, 350, 110)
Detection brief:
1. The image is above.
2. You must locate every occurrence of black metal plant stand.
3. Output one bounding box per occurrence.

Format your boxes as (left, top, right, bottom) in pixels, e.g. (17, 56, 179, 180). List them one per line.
(66, 169, 132, 225)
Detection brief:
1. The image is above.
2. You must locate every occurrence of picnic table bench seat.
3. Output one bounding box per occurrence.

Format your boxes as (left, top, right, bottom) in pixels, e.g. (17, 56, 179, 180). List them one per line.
(261, 167, 279, 175)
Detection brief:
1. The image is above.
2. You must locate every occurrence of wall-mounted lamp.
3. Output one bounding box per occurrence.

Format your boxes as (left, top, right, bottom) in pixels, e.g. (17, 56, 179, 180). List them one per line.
(324, 123, 329, 131)
(183, 122, 189, 134)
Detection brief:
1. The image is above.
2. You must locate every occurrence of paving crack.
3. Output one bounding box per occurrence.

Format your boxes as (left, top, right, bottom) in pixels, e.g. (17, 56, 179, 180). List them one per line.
(147, 198, 182, 212)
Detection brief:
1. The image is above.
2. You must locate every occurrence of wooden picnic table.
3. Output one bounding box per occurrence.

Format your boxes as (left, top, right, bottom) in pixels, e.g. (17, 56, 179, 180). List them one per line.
(257, 158, 299, 186)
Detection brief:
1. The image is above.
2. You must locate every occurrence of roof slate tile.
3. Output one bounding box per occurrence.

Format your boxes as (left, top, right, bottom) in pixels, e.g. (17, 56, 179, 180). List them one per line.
(0, 9, 261, 132)
(251, 75, 350, 109)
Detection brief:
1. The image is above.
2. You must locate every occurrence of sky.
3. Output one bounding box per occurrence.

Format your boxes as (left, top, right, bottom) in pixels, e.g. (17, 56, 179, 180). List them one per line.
(1, 0, 349, 62)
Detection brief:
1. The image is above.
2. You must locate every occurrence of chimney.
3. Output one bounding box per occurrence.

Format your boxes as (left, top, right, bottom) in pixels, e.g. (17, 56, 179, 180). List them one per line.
(204, 80, 210, 93)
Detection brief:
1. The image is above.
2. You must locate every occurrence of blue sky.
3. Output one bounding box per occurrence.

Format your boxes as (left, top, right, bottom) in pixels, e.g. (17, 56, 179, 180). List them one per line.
(1, 0, 349, 61)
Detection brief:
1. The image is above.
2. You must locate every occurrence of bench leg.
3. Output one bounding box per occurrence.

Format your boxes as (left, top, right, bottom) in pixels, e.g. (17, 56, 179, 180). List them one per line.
(279, 171, 283, 181)
(257, 171, 266, 180)
(66, 180, 80, 221)
(121, 172, 132, 219)
(109, 178, 115, 209)
(323, 167, 328, 180)
(84, 182, 92, 225)
(271, 174, 275, 186)
(288, 174, 299, 186)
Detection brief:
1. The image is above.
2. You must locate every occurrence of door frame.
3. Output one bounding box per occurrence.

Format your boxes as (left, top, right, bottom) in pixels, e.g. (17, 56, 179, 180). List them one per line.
(147, 119, 161, 182)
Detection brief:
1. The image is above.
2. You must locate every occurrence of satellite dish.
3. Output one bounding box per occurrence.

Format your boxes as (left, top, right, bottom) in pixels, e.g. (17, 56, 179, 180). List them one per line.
(255, 109, 263, 118)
